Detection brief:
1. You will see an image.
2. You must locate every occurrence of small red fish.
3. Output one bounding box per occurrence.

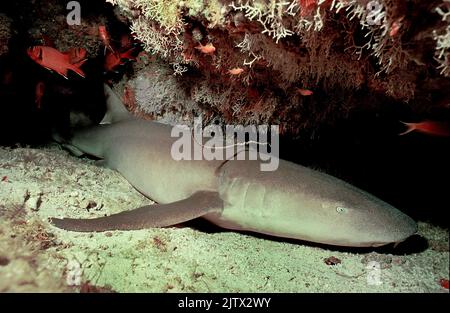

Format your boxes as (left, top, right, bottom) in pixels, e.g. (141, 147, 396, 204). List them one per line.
(399, 120, 450, 137)
(28, 46, 87, 79)
(1, 176, 8, 182)
(195, 43, 216, 54)
(104, 48, 136, 72)
(389, 17, 404, 37)
(228, 67, 244, 75)
(297, 88, 314, 96)
(439, 278, 449, 289)
(389, 22, 401, 37)
(35, 81, 45, 109)
(66, 47, 87, 64)
(298, 0, 317, 17)
(99, 25, 115, 54)
(120, 34, 133, 50)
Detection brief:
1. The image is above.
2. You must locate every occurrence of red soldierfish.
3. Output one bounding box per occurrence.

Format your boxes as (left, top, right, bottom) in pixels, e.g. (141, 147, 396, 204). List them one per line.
(66, 47, 87, 64)
(27, 46, 87, 79)
(399, 120, 450, 137)
(104, 48, 136, 72)
(299, 0, 318, 17)
(195, 43, 216, 54)
(228, 68, 244, 75)
(99, 25, 115, 54)
(297, 88, 314, 96)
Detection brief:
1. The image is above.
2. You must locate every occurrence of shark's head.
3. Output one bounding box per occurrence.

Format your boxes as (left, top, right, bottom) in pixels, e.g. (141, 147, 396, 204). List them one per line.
(290, 180, 418, 247)
(216, 159, 418, 248)
(267, 166, 419, 247)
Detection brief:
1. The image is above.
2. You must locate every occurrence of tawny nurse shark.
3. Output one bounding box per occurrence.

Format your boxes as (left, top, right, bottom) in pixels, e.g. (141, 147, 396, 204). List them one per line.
(50, 85, 417, 247)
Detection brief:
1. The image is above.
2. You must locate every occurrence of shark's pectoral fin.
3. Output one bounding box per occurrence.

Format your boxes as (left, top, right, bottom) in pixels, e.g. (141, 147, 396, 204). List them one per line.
(50, 191, 223, 232)
(51, 130, 85, 157)
(62, 143, 85, 157)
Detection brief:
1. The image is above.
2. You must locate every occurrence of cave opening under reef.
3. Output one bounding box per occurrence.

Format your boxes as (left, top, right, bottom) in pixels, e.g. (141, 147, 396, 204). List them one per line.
(0, 0, 448, 293)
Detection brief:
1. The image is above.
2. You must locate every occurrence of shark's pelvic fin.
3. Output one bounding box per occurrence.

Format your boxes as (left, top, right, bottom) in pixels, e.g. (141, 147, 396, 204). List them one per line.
(50, 191, 223, 232)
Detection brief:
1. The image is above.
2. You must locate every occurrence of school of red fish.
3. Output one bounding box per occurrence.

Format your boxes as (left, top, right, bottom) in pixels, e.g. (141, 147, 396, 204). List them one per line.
(28, 26, 137, 109)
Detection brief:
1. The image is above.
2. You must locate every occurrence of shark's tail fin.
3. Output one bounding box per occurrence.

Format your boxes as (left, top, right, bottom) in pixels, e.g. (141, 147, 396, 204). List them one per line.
(100, 84, 133, 124)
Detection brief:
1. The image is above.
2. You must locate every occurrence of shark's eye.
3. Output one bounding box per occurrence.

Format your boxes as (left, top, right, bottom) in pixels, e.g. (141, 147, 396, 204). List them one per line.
(336, 206, 348, 214)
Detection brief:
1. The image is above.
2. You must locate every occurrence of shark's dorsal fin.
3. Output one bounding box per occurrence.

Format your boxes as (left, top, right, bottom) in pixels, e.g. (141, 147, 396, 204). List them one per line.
(101, 84, 132, 124)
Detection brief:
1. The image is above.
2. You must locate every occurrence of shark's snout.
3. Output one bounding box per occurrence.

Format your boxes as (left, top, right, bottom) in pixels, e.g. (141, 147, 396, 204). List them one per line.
(367, 208, 418, 246)
(336, 197, 419, 247)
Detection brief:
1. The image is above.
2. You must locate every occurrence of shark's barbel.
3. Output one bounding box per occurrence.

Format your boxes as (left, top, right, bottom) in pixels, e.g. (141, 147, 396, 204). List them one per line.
(50, 85, 417, 247)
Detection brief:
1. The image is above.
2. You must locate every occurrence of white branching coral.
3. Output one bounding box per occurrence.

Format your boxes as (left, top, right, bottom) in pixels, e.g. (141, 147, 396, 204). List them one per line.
(133, 0, 185, 34)
(114, 0, 186, 59)
(434, 0, 450, 76)
(436, 0, 450, 21)
(230, 0, 294, 43)
(229, 1, 329, 43)
(171, 62, 189, 75)
(0, 13, 12, 56)
(130, 17, 183, 58)
(227, 0, 404, 75)
(236, 33, 263, 67)
(434, 27, 450, 76)
(114, 0, 229, 59)
(129, 62, 197, 123)
(330, 0, 400, 75)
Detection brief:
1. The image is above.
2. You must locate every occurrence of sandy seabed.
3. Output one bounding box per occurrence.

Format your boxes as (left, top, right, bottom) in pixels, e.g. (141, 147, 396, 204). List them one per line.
(0, 146, 448, 292)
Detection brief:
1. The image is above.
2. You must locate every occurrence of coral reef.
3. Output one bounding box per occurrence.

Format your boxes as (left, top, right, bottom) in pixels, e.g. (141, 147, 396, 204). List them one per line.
(434, 0, 450, 76)
(0, 13, 12, 56)
(1, 0, 447, 138)
(123, 60, 200, 124)
(102, 0, 450, 137)
(26, 1, 106, 56)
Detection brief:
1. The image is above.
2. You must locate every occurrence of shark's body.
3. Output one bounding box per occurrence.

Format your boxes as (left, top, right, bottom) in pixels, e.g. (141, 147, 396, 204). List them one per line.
(51, 85, 417, 247)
